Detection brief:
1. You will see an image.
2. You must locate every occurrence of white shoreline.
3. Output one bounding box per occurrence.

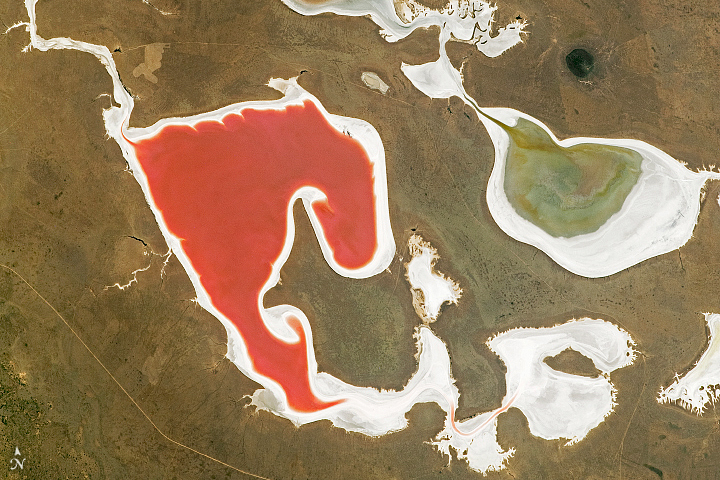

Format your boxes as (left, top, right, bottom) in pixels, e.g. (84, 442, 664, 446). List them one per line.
(488, 318, 636, 445)
(479, 108, 718, 278)
(405, 234, 462, 322)
(433, 317, 637, 471)
(400, 21, 720, 278)
(19, 0, 487, 455)
(21, 0, 641, 474)
(658, 313, 720, 414)
(281, 0, 525, 57)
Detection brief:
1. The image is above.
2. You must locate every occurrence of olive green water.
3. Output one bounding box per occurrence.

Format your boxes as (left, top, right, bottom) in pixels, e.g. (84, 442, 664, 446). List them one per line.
(496, 117, 643, 238)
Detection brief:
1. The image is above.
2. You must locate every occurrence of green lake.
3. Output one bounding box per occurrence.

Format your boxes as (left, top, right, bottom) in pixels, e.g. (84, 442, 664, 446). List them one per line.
(499, 117, 642, 237)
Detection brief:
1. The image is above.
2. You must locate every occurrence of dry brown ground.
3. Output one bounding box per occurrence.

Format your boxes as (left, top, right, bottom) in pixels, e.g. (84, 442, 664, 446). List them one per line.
(2, 0, 720, 478)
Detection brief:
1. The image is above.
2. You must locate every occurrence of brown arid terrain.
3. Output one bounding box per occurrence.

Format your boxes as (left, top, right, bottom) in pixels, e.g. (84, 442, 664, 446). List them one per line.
(2, 0, 720, 478)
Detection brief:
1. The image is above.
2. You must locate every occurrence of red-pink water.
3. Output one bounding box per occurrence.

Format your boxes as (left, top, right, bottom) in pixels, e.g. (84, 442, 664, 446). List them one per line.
(131, 100, 379, 412)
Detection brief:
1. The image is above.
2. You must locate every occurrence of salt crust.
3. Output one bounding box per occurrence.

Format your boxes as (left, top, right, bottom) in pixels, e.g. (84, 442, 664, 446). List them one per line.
(282, 0, 525, 58)
(405, 234, 462, 322)
(658, 313, 720, 414)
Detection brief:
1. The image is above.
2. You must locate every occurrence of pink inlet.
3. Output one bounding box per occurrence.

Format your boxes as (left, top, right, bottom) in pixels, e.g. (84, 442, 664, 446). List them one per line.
(130, 100, 378, 412)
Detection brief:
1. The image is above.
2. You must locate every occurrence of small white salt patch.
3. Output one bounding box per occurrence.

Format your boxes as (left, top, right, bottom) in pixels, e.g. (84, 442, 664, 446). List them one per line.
(361, 71, 390, 94)
(658, 313, 720, 414)
(405, 234, 462, 322)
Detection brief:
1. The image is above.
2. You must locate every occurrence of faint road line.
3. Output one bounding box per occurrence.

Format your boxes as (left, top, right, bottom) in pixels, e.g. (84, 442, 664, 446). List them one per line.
(617, 353, 648, 480)
(0, 263, 272, 480)
(0, 105, 38, 137)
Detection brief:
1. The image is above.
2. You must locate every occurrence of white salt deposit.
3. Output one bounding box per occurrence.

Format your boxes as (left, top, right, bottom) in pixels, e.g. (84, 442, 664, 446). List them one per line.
(282, 0, 525, 57)
(405, 234, 462, 322)
(658, 313, 720, 414)
(361, 71, 390, 94)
